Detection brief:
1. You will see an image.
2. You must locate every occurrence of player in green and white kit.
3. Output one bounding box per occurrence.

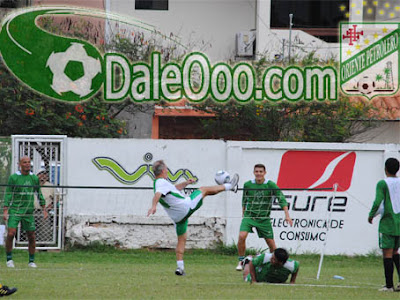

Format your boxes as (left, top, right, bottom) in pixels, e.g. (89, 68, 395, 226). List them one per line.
(237, 164, 292, 271)
(148, 160, 239, 276)
(369, 158, 400, 292)
(3, 156, 48, 268)
(243, 248, 299, 284)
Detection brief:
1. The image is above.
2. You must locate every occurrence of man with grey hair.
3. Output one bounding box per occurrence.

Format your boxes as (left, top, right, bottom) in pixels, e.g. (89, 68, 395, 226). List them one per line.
(148, 160, 239, 276)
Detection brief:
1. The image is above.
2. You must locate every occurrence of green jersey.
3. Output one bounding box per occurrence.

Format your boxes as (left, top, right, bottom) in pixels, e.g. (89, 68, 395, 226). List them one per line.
(369, 178, 400, 236)
(242, 179, 288, 218)
(4, 172, 45, 215)
(252, 253, 299, 283)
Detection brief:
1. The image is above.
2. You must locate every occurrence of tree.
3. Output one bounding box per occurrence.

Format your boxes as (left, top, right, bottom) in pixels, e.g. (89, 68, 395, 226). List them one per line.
(194, 54, 376, 142)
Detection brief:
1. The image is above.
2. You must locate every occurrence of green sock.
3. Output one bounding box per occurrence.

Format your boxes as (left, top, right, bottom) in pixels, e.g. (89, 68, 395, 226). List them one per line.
(29, 254, 35, 263)
(6, 253, 12, 261)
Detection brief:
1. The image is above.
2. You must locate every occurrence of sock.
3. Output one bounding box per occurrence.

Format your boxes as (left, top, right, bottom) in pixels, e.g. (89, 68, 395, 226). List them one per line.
(224, 183, 231, 191)
(239, 256, 245, 262)
(29, 254, 35, 263)
(393, 254, 400, 280)
(177, 260, 184, 270)
(6, 253, 12, 262)
(384, 257, 394, 288)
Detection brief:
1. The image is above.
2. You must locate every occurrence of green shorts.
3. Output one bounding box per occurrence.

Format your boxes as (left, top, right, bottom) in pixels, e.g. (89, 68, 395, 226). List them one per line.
(240, 217, 273, 239)
(175, 190, 203, 236)
(8, 214, 35, 231)
(379, 233, 400, 249)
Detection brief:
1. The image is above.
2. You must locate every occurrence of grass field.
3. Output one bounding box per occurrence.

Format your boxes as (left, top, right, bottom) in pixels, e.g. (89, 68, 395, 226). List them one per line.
(0, 245, 398, 299)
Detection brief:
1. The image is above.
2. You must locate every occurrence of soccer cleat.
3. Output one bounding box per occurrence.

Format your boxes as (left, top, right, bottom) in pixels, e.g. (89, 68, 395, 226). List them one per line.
(236, 261, 243, 271)
(229, 173, 239, 193)
(5, 260, 14, 268)
(378, 286, 394, 292)
(175, 267, 186, 276)
(0, 285, 17, 297)
(28, 262, 37, 268)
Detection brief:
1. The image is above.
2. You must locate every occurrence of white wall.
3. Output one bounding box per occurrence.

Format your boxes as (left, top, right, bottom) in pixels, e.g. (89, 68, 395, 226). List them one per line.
(65, 138, 400, 255)
(108, 0, 256, 62)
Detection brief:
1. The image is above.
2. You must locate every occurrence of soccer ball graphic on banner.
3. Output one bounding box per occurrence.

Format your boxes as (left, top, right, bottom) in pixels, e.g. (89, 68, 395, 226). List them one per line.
(46, 42, 102, 98)
(357, 75, 376, 95)
(215, 170, 230, 185)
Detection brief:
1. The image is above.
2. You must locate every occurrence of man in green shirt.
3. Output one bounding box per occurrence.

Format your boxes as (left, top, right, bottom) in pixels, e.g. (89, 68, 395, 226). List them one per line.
(236, 164, 292, 271)
(3, 156, 48, 268)
(243, 248, 299, 284)
(368, 157, 400, 292)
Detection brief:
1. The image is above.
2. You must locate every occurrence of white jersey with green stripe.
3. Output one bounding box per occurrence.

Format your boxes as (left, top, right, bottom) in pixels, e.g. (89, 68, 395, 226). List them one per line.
(154, 178, 191, 223)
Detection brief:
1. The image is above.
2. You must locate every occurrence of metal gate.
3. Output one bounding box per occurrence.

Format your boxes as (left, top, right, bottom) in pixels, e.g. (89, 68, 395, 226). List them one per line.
(12, 135, 66, 250)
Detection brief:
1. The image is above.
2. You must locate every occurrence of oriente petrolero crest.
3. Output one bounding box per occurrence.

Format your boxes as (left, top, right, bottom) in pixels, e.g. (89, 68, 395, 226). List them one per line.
(340, 23, 399, 99)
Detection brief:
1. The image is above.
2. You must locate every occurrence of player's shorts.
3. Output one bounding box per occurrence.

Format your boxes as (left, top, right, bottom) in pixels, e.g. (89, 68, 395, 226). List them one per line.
(240, 217, 273, 239)
(379, 233, 400, 249)
(175, 190, 203, 236)
(8, 214, 35, 231)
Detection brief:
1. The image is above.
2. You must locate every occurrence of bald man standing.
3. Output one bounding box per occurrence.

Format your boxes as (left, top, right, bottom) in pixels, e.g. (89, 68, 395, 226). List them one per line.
(3, 156, 48, 268)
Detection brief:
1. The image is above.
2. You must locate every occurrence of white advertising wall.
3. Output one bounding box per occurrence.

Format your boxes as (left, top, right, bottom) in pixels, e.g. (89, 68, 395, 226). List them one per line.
(65, 138, 400, 255)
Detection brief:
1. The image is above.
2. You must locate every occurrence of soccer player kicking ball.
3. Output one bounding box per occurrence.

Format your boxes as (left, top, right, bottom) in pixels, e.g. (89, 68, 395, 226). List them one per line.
(147, 160, 239, 276)
(242, 248, 299, 284)
(368, 158, 400, 292)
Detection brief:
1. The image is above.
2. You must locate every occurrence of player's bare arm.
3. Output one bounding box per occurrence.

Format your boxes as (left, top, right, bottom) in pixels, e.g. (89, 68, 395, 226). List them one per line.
(283, 206, 293, 226)
(249, 261, 257, 283)
(175, 178, 196, 190)
(147, 192, 162, 216)
(3, 207, 8, 222)
(290, 268, 299, 284)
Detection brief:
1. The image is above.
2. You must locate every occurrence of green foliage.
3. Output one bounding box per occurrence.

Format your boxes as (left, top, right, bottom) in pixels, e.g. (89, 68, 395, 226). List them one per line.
(0, 62, 125, 137)
(195, 55, 375, 142)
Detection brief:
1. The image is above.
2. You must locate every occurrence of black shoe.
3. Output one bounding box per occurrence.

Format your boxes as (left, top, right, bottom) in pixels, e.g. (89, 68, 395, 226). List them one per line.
(175, 267, 186, 276)
(0, 286, 17, 297)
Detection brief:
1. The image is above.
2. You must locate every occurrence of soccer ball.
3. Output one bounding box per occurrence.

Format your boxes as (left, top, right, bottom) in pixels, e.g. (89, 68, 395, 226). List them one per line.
(215, 170, 230, 185)
(357, 76, 376, 95)
(46, 42, 102, 98)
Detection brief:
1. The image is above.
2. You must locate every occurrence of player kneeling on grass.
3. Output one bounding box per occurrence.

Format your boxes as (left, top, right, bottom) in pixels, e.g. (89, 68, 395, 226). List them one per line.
(147, 160, 239, 276)
(243, 248, 299, 284)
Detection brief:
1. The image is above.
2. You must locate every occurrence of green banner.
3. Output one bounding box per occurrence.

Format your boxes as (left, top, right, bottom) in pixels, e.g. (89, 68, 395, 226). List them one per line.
(341, 29, 399, 84)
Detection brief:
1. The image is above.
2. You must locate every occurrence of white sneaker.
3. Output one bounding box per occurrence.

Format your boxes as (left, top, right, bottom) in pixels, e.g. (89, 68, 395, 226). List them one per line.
(229, 174, 239, 193)
(236, 261, 243, 271)
(6, 260, 14, 268)
(378, 286, 394, 292)
(175, 267, 185, 276)
(28, 262, 37, 268)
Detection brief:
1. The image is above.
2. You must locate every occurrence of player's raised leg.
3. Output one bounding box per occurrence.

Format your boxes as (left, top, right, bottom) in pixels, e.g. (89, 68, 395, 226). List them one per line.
(199, 173, 239, 197)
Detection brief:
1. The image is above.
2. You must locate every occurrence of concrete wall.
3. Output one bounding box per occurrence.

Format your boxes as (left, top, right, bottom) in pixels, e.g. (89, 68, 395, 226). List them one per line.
(63, 138, 400, 255)
(108, 0, 256, 62)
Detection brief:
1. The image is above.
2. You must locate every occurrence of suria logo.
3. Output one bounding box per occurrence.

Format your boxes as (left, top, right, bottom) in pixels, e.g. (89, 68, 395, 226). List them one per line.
(277, 151, 356, 192)
(92, 153, 198, 184)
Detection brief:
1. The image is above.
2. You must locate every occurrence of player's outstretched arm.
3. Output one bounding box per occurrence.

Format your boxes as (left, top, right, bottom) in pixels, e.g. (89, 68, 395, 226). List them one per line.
(175, 178, 196, 191)
(283, 206, 293, 226)
(147, 192, 162, 216)
(249, 261, 257, 284)
(290, 268, 299, 284)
